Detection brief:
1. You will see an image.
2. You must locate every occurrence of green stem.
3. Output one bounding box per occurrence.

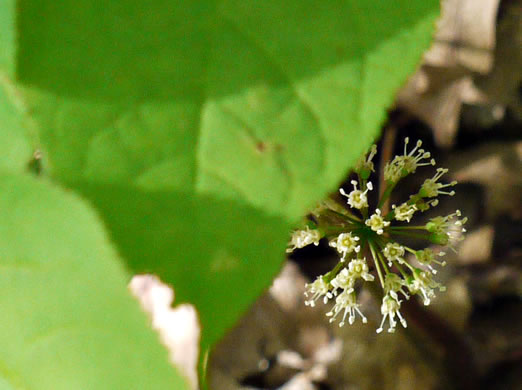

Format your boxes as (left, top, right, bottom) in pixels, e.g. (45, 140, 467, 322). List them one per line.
(384, 210, 395, 221)
(407, 193, 421, 205)
(369, 240, 385, 287)
(321, 199, 362, 222)
(376, 250, 390, 274)
(321, 225, 357, 237)
(398, 258, 415, 272)
(391, 230, 431, 240)
(404, 246, 417, 255)
(390, 225, 427, 230)
(369, 237, 390, 273)
(324, 261, 345, 283)
(324, 208, 362, 224)
(377, 182, 396, 210)
(394, 262, 410, 279)
(361, 206, 368, 220)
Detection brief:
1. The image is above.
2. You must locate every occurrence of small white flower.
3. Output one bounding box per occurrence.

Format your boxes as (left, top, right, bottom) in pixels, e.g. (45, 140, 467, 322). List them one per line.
(420, 168, 457, 198)
(355, 144, 378, 178)
(329, 232, 360, 261)
(365, 209, 390, 235)
(407, 270, 445, 306)
(330, 258, 374, 295)
(382, 242, 405, 267)
(397, 138, 435, 174)
(414, 197, 439, 212)
(384, 273, 409, 300)
(426, 210, 468, 244)
(415, 248, 446, 274)
(392, 202, 417, 222)
(286, 227, 321, 253)
(340, 181, 373, 210)
(326, 290, 367, 327)
(347, 258, 374, 282)
(384, 138, 435, 182)
(304, 276, 332, 307)
(330, 268, 355, 294)
(384, 160, 403, 183)
(376, 294, 407, 333)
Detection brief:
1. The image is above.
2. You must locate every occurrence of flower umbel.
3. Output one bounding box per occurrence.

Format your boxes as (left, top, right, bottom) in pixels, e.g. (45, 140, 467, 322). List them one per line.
(288, 139, 467, 334)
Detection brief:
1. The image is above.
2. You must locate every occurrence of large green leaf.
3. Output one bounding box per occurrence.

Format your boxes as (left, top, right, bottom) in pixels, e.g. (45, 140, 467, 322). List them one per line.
(0, 174, 189, 389)
(13, 0, 439, 219)
(1, 0, 440, 369)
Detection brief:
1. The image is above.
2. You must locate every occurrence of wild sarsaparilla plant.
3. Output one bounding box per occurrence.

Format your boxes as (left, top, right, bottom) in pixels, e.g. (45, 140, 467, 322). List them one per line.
(288, 139, 467, 333)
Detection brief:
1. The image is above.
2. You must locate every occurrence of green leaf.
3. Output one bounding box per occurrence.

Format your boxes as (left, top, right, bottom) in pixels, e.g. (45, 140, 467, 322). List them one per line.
(0, 74, 33, 173)
(70, 182, 290, 351)
(2, 0, 440, 363)
(12, 0, 440, 219)
(0, 0, 15, 76)
(0, 174, 190, 390)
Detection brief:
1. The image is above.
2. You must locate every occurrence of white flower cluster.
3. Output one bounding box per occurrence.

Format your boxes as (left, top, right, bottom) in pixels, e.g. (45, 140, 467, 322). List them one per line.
(288, 138, 467, 334)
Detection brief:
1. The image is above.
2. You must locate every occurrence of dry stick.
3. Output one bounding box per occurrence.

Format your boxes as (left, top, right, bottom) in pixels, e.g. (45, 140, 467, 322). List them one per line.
(377, 119, 479, 390)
